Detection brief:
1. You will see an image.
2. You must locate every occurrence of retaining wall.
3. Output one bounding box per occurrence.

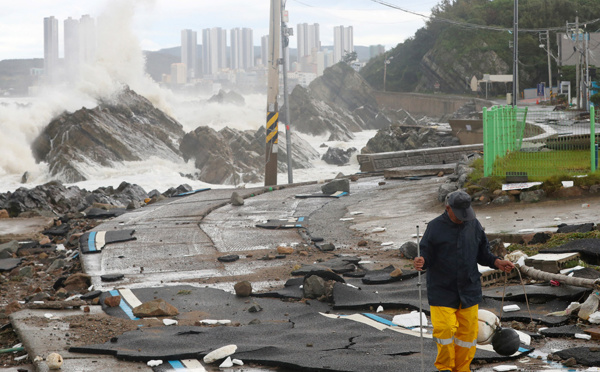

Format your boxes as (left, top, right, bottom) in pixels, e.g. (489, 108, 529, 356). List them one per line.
(373, 91, 492, 117)
(357, 144, 483, 172)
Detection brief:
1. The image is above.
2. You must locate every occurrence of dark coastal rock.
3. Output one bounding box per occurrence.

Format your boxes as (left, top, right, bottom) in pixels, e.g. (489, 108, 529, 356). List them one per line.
(208, 89, 245, 105)
(31, 86, 185, 183)
(322, 147, 357, 166)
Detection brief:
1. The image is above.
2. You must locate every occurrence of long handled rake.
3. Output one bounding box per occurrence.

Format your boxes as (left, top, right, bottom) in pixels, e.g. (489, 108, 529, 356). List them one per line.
(416, 225, 424, 372)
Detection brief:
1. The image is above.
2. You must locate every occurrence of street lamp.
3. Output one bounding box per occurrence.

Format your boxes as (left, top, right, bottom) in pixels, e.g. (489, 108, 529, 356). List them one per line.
(383, 56, 393, 91)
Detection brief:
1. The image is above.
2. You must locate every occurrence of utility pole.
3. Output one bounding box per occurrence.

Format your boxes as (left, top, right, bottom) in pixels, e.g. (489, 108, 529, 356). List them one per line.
(265, 0, 281, 186)
(512, 0, 518, 106)
(539, 30, 553, 101)
(281, 1, 293, 184)
(576, 16, 580, 109)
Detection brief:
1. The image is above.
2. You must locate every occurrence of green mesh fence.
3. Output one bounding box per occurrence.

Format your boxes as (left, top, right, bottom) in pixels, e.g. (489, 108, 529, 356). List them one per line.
(483, 106, 597, 180)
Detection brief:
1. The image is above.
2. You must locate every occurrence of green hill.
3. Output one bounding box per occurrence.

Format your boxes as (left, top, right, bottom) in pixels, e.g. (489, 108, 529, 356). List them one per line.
(360, 0, 600, 96)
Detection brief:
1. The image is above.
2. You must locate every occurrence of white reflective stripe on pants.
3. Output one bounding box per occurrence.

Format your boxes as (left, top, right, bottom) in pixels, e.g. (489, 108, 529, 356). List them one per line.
(433, 336, 454, 346)
(454, 337, 477, 349)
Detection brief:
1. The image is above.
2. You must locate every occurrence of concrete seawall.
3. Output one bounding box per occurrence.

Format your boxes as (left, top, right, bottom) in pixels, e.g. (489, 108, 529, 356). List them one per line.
(358, 144, 483, 172)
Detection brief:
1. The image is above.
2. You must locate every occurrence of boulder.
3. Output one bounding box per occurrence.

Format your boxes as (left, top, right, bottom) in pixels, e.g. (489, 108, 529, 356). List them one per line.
(234, 281, 252, 297)
(322, 147, 357, 166)
(230, 192, 244, 206)
(399, 241, 419, 259)
(132, 298, 179, 317)
(303, 275, 326, 299)
(321, 179, 350, 195)
(520, 190, 545, 203)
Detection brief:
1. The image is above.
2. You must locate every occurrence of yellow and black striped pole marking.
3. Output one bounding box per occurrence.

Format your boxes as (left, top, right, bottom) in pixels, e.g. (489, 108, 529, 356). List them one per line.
(265, 111, 279, 186)
(266, 111, 279, 149)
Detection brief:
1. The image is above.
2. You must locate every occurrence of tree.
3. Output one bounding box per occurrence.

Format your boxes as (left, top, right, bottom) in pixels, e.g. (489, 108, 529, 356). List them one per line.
(342, 50, 357, 64)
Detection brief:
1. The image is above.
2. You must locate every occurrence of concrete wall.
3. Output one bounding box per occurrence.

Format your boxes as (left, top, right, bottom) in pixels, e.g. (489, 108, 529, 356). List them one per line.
(373, 91, 492, 117)
(358, 144, 483, 172)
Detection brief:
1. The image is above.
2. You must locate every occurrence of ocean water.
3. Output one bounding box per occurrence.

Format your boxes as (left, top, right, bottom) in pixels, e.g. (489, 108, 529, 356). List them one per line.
(0, 93, 375, 194)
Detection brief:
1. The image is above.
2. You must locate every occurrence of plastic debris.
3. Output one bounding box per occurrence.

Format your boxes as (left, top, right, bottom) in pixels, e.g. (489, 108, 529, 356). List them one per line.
(575, 333, 592, 340)
(547, 302, 581, 317)
(560, 266, 585, 275)
(376, 305, 384, 313)
(147, 360, 163, 367)
(393, 311, 428, 328)
(339, 218, 354, 221)
(163, 319, 178, 326)
(503, 304, 520, 312)
(371, 227, 386, 233)
(579, 291, 600, 321)
(350, 211, 364, 215)
(233, 358, 244, 366)
(550, 280, 560, 287)
(44, 313, 53, 319)
(589, 311, 600, 324)
(380, 242, 394, 246)
(562, 181, 574, 188)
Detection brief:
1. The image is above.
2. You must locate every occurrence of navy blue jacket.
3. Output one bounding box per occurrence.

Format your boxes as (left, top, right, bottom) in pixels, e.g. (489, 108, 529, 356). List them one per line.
(419, 211, 499, 309)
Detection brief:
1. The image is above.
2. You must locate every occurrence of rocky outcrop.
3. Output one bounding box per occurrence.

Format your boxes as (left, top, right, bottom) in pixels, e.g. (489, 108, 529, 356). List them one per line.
(322, 147, 357, 166)
(31, 86, 185, 183)
(180, 125, 319, 185)
(0, 180, 150, 217)
(288, 63, 393, 141)
(362, 124, 460, 154)
(208, 89, 245, 105)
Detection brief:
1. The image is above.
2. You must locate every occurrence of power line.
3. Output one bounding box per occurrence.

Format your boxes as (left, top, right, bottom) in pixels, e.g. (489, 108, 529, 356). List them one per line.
(369, 0, 600, 34)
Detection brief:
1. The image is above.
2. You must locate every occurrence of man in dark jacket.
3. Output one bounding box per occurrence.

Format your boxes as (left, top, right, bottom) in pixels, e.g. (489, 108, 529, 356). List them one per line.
(413, 190, 514, 372)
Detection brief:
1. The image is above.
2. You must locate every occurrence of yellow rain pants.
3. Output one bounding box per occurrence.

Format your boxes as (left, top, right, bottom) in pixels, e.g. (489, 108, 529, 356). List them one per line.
(430, 304, 478, 372)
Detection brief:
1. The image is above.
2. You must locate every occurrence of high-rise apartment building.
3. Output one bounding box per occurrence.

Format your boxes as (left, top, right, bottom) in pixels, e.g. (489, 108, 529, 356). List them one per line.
(297, 23, 320, 60)
(44, 16, 59, 80)
(181, 29, 197, 80)
(202, 27, 227, 75)
(79, 15, 96, 64)
(260, 35, 269, 67)
(333, 25, 353, 63)
(230, 28, 254, 70)
(64, 17, 80, 76)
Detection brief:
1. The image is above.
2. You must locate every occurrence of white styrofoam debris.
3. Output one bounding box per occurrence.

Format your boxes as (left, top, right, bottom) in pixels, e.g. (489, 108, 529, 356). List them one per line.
(147, 360, 163, 367)
(219, 356, 234, 368)
(562, 181, 574, 188)
(492, 365, 518, 371)
(380, 242, 394, 246)
(55, 244, 66, 251)
(217, 320, 231, 325)
(350, 211, 364, 215)
(538, 327, 548, 333)
(575, 333, 592, 340)
(392, 311, 428, 328)
(589, 311, 600, 324)
(554, 217, 561, 221)
(339, 218, 354, 221)
(515, 330, 531, 346)
(371, 227, 386, 233)
(44, 313, 53, 319)
(376, 305, 384, 313)
(232, 358, 244, 365)
(200, 319, 218, 325)
(14, 354, 28, 361)
(485, 216, 491, 219)
(163, 319, 178, 326)
(503, 304, 520, 312)
(203, 344, 237, 364)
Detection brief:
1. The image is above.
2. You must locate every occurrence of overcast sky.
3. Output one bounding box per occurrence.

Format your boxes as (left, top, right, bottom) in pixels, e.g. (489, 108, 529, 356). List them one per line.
(0, 0, 437, 61)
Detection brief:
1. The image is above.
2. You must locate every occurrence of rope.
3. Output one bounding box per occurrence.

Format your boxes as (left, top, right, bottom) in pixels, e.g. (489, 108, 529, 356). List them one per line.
(499, 266, 533, 324)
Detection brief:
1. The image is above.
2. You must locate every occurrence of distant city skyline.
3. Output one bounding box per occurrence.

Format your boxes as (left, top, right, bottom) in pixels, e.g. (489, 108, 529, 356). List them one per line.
(0, 0, 432, 61)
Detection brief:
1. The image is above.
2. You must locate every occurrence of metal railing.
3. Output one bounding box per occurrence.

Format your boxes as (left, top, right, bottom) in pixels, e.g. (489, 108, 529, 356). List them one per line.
(483, 105, 597, 179)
